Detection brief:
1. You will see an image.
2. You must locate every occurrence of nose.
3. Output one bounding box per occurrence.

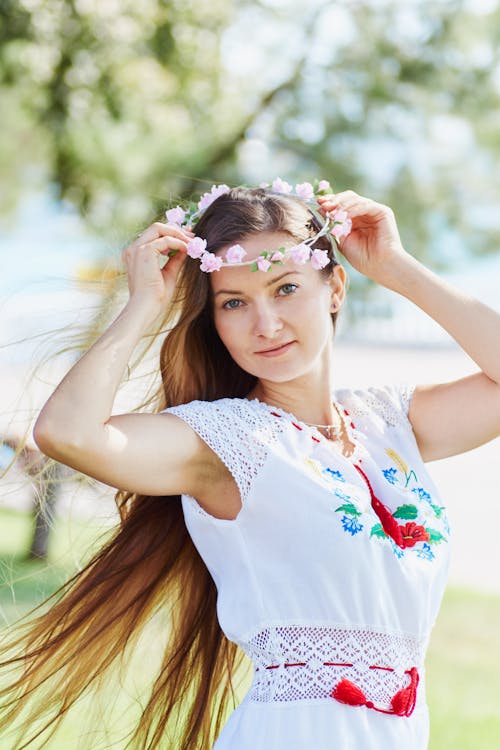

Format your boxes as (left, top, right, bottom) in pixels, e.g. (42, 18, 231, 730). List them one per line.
(252, 301, 285, 339)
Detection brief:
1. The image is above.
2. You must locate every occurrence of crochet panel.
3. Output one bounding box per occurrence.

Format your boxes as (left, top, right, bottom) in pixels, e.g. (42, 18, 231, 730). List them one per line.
(160, 398, 287, 519)
(240, 624, 425, 708)
(336, 383, 416, 430)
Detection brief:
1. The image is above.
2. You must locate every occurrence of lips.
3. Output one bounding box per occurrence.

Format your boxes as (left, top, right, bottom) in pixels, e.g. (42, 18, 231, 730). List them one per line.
(256, 341, 295, 353)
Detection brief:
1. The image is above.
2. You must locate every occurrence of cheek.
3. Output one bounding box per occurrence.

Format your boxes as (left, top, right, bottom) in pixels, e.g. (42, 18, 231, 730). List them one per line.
(213, 311, 241, 351)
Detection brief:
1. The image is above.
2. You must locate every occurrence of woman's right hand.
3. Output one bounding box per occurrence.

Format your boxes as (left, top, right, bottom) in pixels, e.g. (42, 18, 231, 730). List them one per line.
(121, 222, 196, 314)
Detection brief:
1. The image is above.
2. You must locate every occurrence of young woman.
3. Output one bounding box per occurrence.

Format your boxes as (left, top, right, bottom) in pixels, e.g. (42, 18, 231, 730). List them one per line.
(1, 180, 499, 750)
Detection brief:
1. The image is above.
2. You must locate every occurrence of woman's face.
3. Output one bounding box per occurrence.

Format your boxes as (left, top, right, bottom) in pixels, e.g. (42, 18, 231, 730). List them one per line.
(210, 231, 346, 383)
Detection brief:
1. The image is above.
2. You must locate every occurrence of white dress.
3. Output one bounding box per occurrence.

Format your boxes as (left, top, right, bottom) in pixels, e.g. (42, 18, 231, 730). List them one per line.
(161, 383, 451, 749)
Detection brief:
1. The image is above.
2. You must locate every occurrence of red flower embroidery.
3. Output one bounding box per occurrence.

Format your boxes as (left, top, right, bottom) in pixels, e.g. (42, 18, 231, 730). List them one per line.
(399, 522, 430, 548)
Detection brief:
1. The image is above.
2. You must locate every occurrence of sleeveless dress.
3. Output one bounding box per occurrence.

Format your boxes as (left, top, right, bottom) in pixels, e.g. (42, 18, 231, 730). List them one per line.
(160, 383, 451, 750)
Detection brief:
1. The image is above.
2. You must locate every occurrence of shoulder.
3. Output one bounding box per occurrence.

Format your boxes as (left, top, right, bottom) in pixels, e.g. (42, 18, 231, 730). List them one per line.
(160, 396, 254, 423)
(334, 382, 416, 430)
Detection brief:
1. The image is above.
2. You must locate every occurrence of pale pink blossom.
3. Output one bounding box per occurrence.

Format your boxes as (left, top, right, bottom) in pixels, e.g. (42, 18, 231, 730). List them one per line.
(165, 206, 186, 225)
(259, 181, 270, 188)
(318, 179, 331, 192)
(310, 249, 330, 270)
(330, 209, 352, 240)
(289, 243, 311, 264)
(186, 237, 207, 259)
(225, 244, 247, 263)
(197, 184, 231, 211)
(200, 252, 223, 272)
(271, 177, 293, 194)
(270, 250, 285, 262)
(256, 256, 271, 272)
(295, 182, 314, 200)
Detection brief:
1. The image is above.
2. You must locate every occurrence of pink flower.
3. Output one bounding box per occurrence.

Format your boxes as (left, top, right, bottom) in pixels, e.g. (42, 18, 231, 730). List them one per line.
(256, 256, 271, 272)
(271, 177, 293, 194)
(310, 249, 330, 270)
(270, 250, 285, 262)
(330, 209, 352, 240)
(259, 181, 270, 188)
(197, 184, 231, 211)
(295, 182, 315, 200)
(200, 252, 223, 272)
(186, 236, 207, 259)
(225, 244, 247, 263)
(289, 243, 311, 264)
(318, 179, 331, 192)
(165, 206, 186, 225)
(331, 219, 352, 240)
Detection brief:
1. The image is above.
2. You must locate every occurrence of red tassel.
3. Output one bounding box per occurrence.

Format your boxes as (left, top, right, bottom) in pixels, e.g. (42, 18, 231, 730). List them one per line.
(391, 668, 419, 716)
(331, 678, 368, 707)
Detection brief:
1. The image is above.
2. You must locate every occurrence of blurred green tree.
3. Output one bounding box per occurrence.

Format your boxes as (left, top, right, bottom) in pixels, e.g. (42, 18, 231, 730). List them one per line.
(0, 0, 499, 294)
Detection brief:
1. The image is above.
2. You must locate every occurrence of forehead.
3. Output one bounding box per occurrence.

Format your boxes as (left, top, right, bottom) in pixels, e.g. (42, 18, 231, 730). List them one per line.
(210, 230, 316, 294)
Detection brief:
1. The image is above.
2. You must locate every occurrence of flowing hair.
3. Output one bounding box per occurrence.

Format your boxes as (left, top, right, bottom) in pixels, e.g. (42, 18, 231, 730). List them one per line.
(0, 186, 343, 749)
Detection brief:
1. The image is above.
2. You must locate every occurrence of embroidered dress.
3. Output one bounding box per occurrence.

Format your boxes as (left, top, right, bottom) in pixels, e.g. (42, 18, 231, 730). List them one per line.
(160, 383, 451, 749)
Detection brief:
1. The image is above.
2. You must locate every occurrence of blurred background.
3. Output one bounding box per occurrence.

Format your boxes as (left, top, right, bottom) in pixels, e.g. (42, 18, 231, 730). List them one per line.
(0, 0, 499, 747)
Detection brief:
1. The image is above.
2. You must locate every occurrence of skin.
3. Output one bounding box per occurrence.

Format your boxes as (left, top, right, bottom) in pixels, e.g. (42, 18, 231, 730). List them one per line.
(210, 230, 348, 434)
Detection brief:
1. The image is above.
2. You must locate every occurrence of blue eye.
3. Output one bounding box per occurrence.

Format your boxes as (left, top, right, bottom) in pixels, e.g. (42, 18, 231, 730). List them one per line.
(222, 283, 298, 310)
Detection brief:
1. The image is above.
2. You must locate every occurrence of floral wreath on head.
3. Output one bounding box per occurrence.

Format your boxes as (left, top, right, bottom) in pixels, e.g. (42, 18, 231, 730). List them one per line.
(164, 177, 352, 273)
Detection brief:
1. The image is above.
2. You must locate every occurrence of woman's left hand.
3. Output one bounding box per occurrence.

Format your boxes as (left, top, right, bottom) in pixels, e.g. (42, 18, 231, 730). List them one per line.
(317, 190, 413, 285)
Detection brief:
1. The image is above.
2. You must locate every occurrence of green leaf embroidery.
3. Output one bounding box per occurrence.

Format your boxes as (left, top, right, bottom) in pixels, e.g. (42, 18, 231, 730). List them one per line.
(370, 523, 388, 538)
(335, 503, 362, 517)
(426, 528, 447, 544)
(393, 504, 418, 520)
(430, 504, 446, 518)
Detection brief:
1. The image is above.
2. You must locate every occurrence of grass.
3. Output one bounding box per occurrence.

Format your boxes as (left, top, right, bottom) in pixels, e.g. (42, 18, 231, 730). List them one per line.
(0, 507, 499, 748)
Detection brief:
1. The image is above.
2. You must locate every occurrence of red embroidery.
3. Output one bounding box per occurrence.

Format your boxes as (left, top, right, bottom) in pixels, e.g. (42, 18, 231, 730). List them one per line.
(292, 422, 302, 431)
(400, 522, 430, 548)
(354, 463, 405, 548)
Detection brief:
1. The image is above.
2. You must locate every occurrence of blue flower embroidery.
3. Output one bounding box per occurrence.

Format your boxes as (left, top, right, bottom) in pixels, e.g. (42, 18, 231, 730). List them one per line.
(389, 539, 405, 558)
(416, 543, 435, 561)
(333, 488, 351, 503)
(411, 487, 431, 503)
(340, 515, 364, 536)
(323, 467, 345, 482)
(382, 467, 398, 485)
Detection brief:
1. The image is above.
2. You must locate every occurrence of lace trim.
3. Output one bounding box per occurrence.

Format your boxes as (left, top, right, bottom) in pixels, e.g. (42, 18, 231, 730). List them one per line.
(240, 624, 425, 708)
(161, 384, 415, 519)
(334, 383, 416, 429)
(161, 398, 287, 519)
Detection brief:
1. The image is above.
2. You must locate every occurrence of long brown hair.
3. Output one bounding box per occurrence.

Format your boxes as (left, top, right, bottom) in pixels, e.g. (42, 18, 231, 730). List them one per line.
(0, 187, 342, 749)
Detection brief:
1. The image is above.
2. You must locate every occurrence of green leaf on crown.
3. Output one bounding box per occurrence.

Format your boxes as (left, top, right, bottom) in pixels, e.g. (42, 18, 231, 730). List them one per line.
(335, 503, 362, 517)
(393, 504, 418, 520)
(250, 261, 258, 272)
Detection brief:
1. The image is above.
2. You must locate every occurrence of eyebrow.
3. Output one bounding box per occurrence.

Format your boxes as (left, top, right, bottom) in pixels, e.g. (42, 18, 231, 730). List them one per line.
(214, 270, 302, 297)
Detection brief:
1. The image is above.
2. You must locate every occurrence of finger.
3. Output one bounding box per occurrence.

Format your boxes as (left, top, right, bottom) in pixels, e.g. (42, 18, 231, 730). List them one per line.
(145, 236, 191, 256)
(134, 222, 195, 245)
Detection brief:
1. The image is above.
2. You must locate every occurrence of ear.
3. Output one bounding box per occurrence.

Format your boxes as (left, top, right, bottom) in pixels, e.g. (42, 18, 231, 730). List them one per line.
(327, 263, 347, 311)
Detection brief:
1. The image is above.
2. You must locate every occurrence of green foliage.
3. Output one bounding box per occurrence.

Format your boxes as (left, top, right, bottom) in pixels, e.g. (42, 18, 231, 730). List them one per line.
(0, 0, 499, 282)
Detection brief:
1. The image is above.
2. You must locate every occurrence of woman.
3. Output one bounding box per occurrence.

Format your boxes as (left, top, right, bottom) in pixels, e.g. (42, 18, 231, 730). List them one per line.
(1, 180, 499, 749)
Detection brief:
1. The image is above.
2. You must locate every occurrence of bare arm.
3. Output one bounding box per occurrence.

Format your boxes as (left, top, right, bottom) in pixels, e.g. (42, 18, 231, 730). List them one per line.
(317, 190, 500, 461)
(32, 221, 216, 497)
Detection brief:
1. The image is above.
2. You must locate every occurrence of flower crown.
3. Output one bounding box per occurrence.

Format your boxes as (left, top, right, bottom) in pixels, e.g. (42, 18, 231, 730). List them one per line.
(164, 177, 352, 273)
